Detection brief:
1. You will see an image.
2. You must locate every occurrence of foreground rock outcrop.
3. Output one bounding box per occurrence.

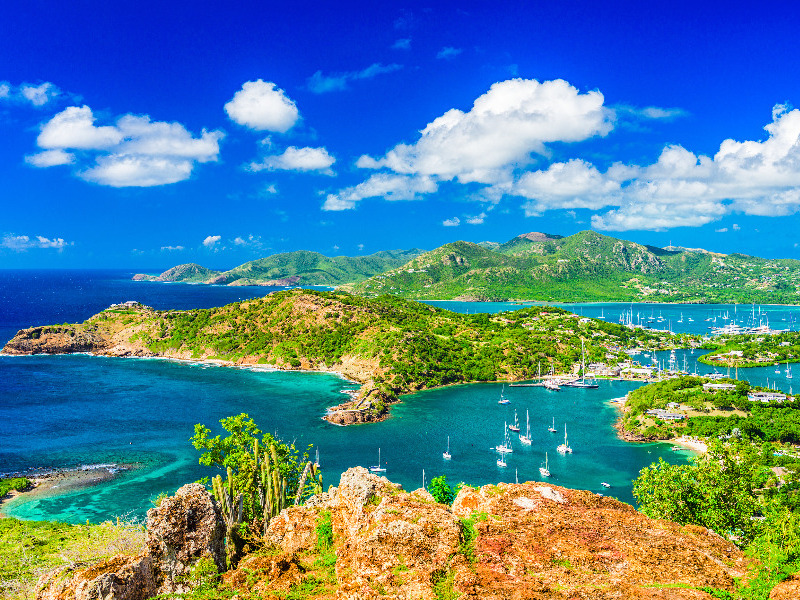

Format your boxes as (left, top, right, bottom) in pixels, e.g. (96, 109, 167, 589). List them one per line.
(36, 484, 224, 600)
(35, 468, 753, 600)
(240, 468, 750, 599)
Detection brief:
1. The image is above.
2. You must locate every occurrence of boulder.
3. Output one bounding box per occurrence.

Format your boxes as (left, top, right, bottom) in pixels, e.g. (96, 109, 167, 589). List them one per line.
(146, 482, 226, 594)
(36, 554, 155, 600)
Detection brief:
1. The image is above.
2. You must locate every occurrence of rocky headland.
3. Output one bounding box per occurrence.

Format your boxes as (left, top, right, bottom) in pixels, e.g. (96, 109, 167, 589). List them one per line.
(33, 467, 770, 600)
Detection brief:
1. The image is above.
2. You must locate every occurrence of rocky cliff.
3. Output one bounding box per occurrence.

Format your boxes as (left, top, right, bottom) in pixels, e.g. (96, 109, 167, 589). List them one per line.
(36, 468, 760, 600)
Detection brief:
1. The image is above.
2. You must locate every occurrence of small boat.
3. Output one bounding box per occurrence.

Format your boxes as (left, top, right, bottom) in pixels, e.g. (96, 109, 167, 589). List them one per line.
(498, 384, 510, 404)
(557, 424, 572, 454)
(543, 379, 561, 391)
(496, 422, 513, 454)
(539, 452, 550, 477)
(508, 410, 520, 432)
(561, 339, 599, 388)
(497, 456, 507, 468)
(548, 417, 557, 433)
(443, 436, 451, 460)
(601, 482, 611, 488)
(369, 448, 386, 473)
(519, 410, 532, 445)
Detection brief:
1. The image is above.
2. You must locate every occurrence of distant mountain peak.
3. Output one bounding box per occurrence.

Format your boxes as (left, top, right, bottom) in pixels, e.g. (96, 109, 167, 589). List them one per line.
(514, 232, 563, 243)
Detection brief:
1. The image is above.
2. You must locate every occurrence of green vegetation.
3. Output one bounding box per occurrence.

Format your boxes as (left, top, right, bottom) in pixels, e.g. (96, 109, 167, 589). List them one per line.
(135, 248, 424, 286)
(701, 330, 800, 368)
(427, 475, 456, 505)
(343, 230, 800, 303)
(620, 376, 800, 443)
(634, 440, 800, 598)
(134, 263, 222, 283)
(83, 290, 689, 411)
(0, 517, 146, 600)
(634, 440, 764, 544)
(191, 413, 322, 567)
(0, 477, 30, 498)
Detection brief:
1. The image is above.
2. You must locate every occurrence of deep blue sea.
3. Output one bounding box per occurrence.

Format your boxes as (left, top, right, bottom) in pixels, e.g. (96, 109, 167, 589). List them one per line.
(1, 271, 795, 524)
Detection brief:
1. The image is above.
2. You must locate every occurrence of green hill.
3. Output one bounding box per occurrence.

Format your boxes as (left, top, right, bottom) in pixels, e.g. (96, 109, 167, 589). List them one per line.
(3, 289, 686, 423)
(132, 263, 221, 283)
(133, 249, 424, 287)
(343, 231, 800, 303)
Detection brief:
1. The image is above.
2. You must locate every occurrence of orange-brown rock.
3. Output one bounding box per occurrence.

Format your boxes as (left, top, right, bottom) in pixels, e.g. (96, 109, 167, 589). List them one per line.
(146, 483, 226, 593)
(35, 554, 155, 600)
(450, 482, 748, 599)
(770, 572, 800, 599)
(221, 552, 306, 593)
(2, 325, 109, 355)
(36, 483, 224, 600)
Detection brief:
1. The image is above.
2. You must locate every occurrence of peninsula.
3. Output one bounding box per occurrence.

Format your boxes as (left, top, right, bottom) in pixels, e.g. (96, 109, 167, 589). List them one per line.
(2, 290, 687, 425)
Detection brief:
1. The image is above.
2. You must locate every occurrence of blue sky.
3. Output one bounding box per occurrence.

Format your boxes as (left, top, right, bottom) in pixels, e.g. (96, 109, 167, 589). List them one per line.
(3, 0, 800, 269)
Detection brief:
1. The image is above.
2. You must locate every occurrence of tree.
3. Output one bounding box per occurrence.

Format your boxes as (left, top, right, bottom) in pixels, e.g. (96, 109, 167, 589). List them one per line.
(191, 413, 322, 566)
(632, 440, 763, 546)
(428, 475, 456, 505)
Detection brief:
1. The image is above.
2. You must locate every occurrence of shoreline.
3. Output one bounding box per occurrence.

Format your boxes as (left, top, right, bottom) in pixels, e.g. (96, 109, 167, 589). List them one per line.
(0, 463, 138, 519)
(609, 394, 707, 455)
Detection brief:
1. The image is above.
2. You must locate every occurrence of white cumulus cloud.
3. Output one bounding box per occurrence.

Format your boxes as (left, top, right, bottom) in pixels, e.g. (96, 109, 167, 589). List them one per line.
(161, 245, 185, 251)
(28, 105, 223, 187)
(356, 78, 612, 185)
(465, 212, 487, 225)
(0, 81, 63, 107)
(1, 234, 71, 251)
(588, 105, 800, 231)
(20, 82, 60, 106)
(224, 80, 299, 132)
(515, 159, 621, 216)
(203, 235, 221, 248)
(442, 217, 461, 226)
(249, 146, 335, 174)
(25, 149, 75, 167)
(322, 174, 437, 211)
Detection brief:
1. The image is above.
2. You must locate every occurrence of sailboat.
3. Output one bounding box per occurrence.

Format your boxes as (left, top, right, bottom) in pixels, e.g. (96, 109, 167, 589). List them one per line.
(539, 452, 550, 477)
(562, 339, 599, 388)
(548, 417, 557, 433)
(496, 422, 513, 454)
(543, 379, 560, 391)
(519, 410, 532, 445)
(557, 424, 572, 454)
(314, 448, 320, 467)
(497, 455, 507, 468)
(498, 384, 510, 404)
(508, 410, 520, 432)
(787, 360, 793, 379)
(369, 448, 386, 473)
(443, 436, 451, 460)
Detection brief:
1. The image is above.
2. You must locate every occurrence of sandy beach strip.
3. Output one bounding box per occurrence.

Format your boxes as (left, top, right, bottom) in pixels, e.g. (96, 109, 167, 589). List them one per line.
(668, 436, 708, 454)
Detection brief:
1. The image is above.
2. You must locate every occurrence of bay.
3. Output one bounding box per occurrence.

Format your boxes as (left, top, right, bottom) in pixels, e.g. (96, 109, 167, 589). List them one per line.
(4, 270, 796, 524)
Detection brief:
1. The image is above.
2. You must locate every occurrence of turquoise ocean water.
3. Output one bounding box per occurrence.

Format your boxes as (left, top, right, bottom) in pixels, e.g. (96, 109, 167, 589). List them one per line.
(1, 271, 796, 523)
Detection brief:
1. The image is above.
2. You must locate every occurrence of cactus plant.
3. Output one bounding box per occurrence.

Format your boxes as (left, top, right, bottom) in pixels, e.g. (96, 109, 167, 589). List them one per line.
(212, 466, 244, 567)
